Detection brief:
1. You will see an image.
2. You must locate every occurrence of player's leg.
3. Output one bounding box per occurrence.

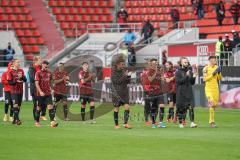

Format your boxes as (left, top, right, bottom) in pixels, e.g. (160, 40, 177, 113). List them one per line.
(123, 103, 131, 129)
(208, 97, 217, 128)
(150, 97, 158, 128)
(12, 94, 22, 125)
(35, 96, 43, 126)
(158, 95, 166, 128)
(62, 96, 69, 121)
(189, 105, 197, 128)
(3, 91, 10, 121)
(144, 97, 151, 126)
(80, 96, 87, 122)
(89, 95, 95, 123)
(9, 94, 13, 121)
(53, 94, 61, 118)
(177, 105, 184, 128)
(167, 93, 175, 122)
(40, 103, 47, 121)
(46, 96, 58, 128)
(113, 102, 120, 129)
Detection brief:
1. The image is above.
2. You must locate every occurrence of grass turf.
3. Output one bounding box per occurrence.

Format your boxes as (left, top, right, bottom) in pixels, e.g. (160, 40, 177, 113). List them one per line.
(0, 102, 240, 160)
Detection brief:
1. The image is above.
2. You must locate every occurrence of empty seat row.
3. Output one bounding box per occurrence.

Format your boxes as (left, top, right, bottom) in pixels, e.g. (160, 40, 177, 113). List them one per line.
(64, 29, 86, 37)
(22, 45, 40, 53)
(56, 15, 113, 22)
(19, 37, 44, 45)
(0, 0, 26, 7)
(48, 0, 114, 8)
(0, 22, 37, 29)
(16, 30, 41, 37)
(127, 7, 189, 15)
(0, 7, 30, 14)
(0, 14, 33, 22)
(52, 7, 110, 15)
(60, 22, 86, 29)
(125, 0, 191, 7)
(128, 14, 171, 22)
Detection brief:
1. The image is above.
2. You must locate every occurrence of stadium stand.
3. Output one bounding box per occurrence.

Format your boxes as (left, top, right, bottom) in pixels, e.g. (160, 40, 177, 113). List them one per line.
(125, 0, 240, 39)
(0, 0, 44, 60)
(46, 0, 114, 38)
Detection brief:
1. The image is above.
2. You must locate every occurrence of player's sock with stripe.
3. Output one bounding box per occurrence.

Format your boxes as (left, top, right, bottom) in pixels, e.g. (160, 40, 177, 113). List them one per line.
(168, 108, 174, 119)
(90, 106, 95, 120)
(209, 107, 215, 123)
(63, 104, 68, 119)
(35, 110, 41, 122)
(124, 110, 130, 124)
(10, 105, 13, 117)
(13, 107, 20, 121)
(49, 109, 55, 121)
(159, 107, 165, 122)
(114, 111, 119, 126)
(189, 107, 194, 122)
(81, 108, 86, 121)
(178, 110, 183, 124)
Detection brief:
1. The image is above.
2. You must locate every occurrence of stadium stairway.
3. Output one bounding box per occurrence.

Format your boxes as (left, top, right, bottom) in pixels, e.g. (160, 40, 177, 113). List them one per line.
(27, 0, 64, 58)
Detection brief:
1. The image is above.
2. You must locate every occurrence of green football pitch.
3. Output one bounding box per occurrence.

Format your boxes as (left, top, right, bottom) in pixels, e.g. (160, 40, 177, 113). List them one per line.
(0, 102, 239, 160)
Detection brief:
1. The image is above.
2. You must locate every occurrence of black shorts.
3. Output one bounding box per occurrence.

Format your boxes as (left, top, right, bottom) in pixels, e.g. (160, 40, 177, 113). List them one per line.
(158, 94, 165, 104)
(144, 96, 158, 110)
(54, 94, 67, 103)
(4, 91, 12, 105)
(167, 93, 176, 104)
(113, 100, 128, 108)
(11, 94, 23, 106)
(37, 95, 53, 107)
(80, 94, 94, 105)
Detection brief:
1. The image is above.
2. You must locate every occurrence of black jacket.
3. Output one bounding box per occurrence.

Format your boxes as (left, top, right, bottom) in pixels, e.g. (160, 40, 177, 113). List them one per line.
(28, 64, 37, 96)
(175, 67, 196, 107)
(111, 68, 131, 104)
(141, 22, 154, 38)
(216, 3, 225, 20)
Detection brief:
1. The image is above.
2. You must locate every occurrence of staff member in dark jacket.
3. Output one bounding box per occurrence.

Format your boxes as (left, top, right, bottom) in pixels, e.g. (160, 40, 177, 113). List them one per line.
(175, 57, 197, 128)
(28, 56, 47, 121)
(141, 19, 154, 44)
(170, 8, 180, 29)
(111, 54, 132, 129)
(216, 1, 225, 26)
(229, 0, 240, 25)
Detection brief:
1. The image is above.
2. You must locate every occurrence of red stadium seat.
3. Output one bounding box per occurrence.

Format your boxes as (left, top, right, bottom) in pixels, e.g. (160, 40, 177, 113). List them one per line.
(73, 15, 81, 21)
(24, 30, 32, 37)
(86, 8, 94, 14)
(103, 8, 110, 14)
(16, 30, 24, 36)
(19, 37, 27, 45)
(0, 15, 7, 21)
(64, 30, 74, 37)
(16, 15, 25, 21)
(9, 1, 18, 7)
(82, 1, 89, 7)
(22, 46, 31, 53)
(57, 1, 65, 7)
(69, 22, 77, 29)
(95, 8, 102, 15)
(12, 22, 21, 29)
(91, 15, 99, 22)
(52, 8, 61, 14)
(31, 46, 40, 53)
(5, 7, 13, 14)
(33, 30, 40, 37)
(37, 37, 44, 45)
(78, 8, 85, 14)
(56, 15, 65, 21)
(18, 0, 26, 7)
(25, 55, 34, 61)
(69, 8, 78, 14)
(82, 15, 90, 22)
(90, 1, 98, 7)
(1, 0, 8, 7)
(74, 1, 81, 7)
(60, 22, 69, 29)
(99, 1, 107, 7)
(21, 22, 29, 29)
(61, 8, 69, 14)
(48, 0, 57, 7)
(0, 8, 3, 14)
(26, 15, 33, 21)
(8, 15, 17, 21)
(65, 0, 74, 7)
(13, 7, 22, 14)
(29, 22, 37, 29)
(28, 37, 37, 45)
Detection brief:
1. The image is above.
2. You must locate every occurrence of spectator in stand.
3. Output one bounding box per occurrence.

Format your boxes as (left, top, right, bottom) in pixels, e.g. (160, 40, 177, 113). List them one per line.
(127, 43, 136, 66)
(197, 0, 204, 19)
(229, 0, 240, 25)
(191, 0, 198, 14)
(170, 8, 180, 29)
(4, 42, 15, 67)
(141, 19, 154, 44)
(123, 29, 136, 46)
(215, 36, 224, 66)
(232, 31, 240, 49)
(223, 34, 233, 66)
(216, 1, 225, 26)
(117, 7, 128, 29)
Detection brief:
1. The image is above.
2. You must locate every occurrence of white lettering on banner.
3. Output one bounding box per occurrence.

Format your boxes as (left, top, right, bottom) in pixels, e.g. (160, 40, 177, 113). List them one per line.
(197, 45, 209, 56)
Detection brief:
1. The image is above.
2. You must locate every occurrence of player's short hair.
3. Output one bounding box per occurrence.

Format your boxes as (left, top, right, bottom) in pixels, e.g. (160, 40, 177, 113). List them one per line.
(111, 54, 125, 67)
(208, 56, 216, 60)
(149, 58, 158, 62)
(42, 60, 49, 65)
(33, 56, 41, 62)
(179, 57, 188, 66)
(82, 62, 88, 66)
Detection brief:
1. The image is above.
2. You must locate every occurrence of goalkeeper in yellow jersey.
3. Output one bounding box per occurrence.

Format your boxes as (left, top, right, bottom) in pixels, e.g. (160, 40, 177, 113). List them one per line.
(203, 56, 222, 128)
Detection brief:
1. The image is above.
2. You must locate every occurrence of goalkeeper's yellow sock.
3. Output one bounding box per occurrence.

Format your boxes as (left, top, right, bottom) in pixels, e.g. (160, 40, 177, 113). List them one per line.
(209, 107, 215, 124)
